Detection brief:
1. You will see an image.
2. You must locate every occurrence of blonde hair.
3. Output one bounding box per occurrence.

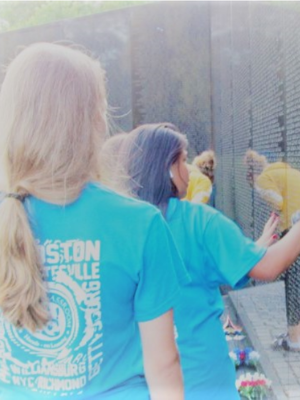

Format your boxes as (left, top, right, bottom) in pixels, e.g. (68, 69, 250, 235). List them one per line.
(0, 43, 108, 331)
(99, 133, 129, 194)
(244, 149, 268, 174)
(192, 150, 216, 180)
(193, 150, 217, 169)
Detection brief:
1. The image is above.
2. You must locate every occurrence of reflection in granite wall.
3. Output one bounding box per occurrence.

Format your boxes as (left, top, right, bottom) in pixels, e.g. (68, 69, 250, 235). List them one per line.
(231, 2, 253, 238)
(250, 3, 285, 240)
(0, 2, 212, 153)
(0, 9, 133, 131)
(2, 1, 300, 242)
(130, 2, 211, 159)
(211, 2, 300, 242)
(211, 2, 235, 220)
(283, 3, 300, 170)
(210, 2, 223, 212)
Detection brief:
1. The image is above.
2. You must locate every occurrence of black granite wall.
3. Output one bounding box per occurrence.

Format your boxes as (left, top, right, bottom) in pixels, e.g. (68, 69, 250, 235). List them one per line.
(0, 8, 133, 131)
(130, 2, 211, 158)
(2, 1, 300, 239)
(210, 1, 300, 239)
(0, 2, 212, 157)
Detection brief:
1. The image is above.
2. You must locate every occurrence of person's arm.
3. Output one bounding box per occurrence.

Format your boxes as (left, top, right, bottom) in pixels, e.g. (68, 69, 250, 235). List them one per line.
(249, 220, 300, 281)
(139, 310, 184, 400)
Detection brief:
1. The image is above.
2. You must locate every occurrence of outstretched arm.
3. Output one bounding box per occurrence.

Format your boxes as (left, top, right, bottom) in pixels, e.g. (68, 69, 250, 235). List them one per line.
(249, 220, 300, 281)
(139, 310, 184, 400)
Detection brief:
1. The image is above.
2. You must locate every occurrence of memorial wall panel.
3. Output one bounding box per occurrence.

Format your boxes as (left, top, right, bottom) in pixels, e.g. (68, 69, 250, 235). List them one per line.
(3, 1, 300, 238)
(231, 1, 253, 237)
(210, 2, 300, 243)
(0, 9, 133, 131)
(0, 3, 212, 146)
(130, 2, 211, 159)
(211, 2, 235, 220)
(282, 3, 300, 170)
(249, 2, 285, 240)
(210, 2, 225, 212)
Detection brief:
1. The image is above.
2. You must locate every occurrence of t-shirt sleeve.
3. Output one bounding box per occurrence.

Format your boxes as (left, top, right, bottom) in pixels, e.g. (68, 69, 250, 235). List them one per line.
(134, 211, 190, 322)
(203, 211, 267, 288)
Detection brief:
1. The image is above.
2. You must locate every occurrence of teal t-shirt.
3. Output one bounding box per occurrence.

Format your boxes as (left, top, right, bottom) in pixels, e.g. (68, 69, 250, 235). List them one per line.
(166, 198, 267, 400)
(0, 183, 187, 400)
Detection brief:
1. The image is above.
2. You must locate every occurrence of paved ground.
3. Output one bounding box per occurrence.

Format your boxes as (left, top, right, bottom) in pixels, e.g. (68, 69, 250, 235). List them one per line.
(227, 281, 300, 400)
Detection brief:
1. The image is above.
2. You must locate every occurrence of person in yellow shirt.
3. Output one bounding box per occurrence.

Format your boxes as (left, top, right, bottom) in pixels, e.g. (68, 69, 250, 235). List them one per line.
(245, 149, 300, 351)
(192, 150, 217, 207)
(193, 150, 217, 183)
(183, 164, 212, 204)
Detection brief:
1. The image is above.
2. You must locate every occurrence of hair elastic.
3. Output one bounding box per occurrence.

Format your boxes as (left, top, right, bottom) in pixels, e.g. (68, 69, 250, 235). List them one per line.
(5, 193, 29, 202)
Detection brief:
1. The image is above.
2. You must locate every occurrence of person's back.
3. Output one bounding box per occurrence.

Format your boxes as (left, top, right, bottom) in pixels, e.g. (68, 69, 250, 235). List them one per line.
(166, 198, 256, 399)
(1, 183, 177, 400)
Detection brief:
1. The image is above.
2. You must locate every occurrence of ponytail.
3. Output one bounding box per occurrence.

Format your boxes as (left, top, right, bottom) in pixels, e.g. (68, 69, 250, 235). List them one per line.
(0, 195, 49, 331)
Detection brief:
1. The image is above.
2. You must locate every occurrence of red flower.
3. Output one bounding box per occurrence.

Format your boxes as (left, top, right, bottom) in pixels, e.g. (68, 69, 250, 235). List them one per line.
(258, 379, 266, 386)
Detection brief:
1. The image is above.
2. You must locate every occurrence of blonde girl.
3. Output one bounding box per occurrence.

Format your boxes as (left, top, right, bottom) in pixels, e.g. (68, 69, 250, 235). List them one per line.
(0, 43, 184, 400)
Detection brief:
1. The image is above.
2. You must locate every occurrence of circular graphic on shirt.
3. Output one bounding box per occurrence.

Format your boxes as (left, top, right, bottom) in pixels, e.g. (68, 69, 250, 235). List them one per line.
(6, 282, 79, 357)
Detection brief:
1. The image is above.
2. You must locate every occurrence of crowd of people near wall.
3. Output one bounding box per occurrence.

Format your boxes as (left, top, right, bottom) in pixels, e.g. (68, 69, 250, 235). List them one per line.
(0, 42, 300, 400)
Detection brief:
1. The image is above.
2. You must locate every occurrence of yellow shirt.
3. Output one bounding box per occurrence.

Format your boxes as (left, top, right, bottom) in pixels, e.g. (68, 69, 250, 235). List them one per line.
(183, 165, 212, 204)
(256, 162, 300, 230)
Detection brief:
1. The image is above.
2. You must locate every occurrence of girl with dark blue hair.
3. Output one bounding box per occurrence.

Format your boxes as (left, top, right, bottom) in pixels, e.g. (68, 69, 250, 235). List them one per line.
(122, 123, 300, 400)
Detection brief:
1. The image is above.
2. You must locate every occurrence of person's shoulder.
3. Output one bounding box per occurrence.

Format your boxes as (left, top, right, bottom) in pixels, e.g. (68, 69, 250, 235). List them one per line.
(169, 197, 218, 221)
(193, 173, 211, 186)
(181, 197, 217, 213)
(86, 182, 161, 219)
(264, 162, 290, 175)
(168, 199, 223, 242)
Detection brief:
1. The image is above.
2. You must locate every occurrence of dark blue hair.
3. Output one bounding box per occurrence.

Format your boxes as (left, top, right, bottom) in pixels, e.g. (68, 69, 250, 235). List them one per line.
(125, 123, 188, 215)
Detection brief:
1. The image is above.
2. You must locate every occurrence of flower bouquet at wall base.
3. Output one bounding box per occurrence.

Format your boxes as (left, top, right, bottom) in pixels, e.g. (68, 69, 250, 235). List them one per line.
(229, 347, 260, 368)
(236, 372, 272, 400)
